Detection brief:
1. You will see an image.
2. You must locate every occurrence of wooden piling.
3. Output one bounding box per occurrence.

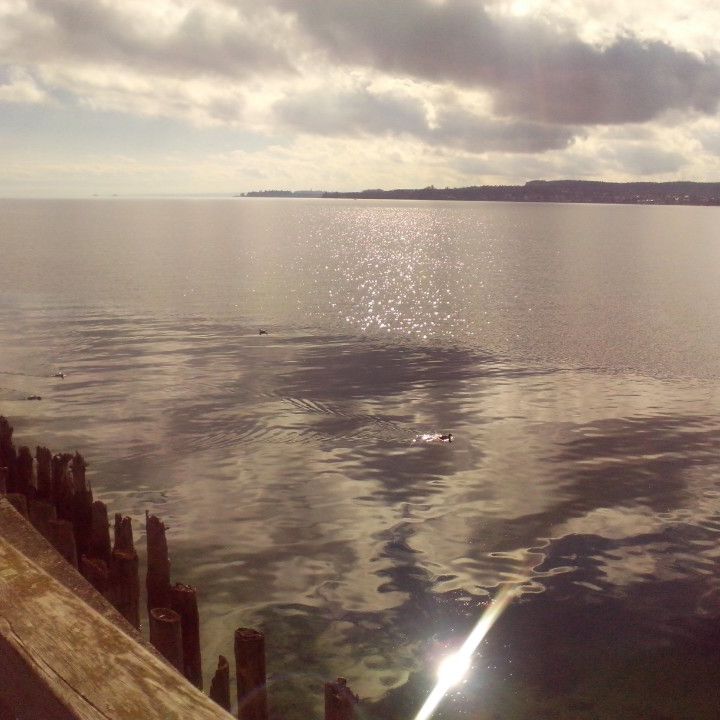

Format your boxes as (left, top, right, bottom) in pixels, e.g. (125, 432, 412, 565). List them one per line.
(35, 445, 52, 500)
(0, 466, 7, 494)
(0, 417, 16, 492)
(16, 446, 34, 497)
(170, 582, 203, 688)
(5, 493, 28, 519)
(109, 548, 140, 629)
(70, 452, 93, 558)
(113, 513, 135, 553)
(51, 452, 74, 521)
(90, 500, 112, 564)
(234, 628, 268, 720)
(50, 518, 78, 567)
(324, 677, 358, 720)
(80, 555, 110, 596)
(146, 513, 171, 613)
(28, 497, 57, 540)
(210, 655, 231, 712)
(149, 607, 184, 672)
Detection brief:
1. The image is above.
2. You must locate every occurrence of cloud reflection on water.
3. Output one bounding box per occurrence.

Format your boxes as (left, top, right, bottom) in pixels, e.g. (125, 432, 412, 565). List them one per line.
(2, 308, 720, 718)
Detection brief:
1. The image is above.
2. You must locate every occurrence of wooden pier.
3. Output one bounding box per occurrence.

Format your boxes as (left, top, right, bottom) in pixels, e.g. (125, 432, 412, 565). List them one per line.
(0, 497, 234, 720)
(0, 416, 359, 719)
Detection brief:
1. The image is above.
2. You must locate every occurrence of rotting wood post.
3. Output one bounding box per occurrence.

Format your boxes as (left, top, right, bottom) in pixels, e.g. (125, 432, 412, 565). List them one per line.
(234, 628, 268, 720)
(0, 695, 14, 720)
(146, 513, 171, 613)
(5, 493, 28, 519)
(324, 677, 358, 720)
(170, 582, 203, 688)
(16, 446, 34, 498)
(51, 452, 74, 521)
(71, 452, 93, 558)
(210, 655, 231, 712)
(28, 498, 57, 540)
(0, 467, 7, 494)
(35, 446, 53, 500)
(113, 513, 134, 553)
(90, 500, 112, 564)
(0, 417, 17, 492)
(109, 548, 140, 628)
(149, 607, 184, 672)
(50, 518, 78, 567)
(80, 555, 109, 596)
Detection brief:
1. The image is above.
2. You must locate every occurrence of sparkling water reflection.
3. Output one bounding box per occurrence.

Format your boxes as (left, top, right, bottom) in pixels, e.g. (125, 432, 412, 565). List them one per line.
(1, 199, 720, 719)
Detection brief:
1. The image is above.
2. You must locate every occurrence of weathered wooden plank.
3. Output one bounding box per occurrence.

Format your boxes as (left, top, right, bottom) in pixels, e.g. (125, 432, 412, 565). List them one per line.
(0, 499, 233, 720)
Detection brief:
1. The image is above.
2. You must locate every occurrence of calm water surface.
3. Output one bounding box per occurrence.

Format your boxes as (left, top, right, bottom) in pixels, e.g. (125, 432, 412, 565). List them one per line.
(1, 199, 719, 719)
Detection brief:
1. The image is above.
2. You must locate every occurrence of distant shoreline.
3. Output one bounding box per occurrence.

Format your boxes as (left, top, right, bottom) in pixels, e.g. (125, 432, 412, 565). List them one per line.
(242, 180, 720, 206)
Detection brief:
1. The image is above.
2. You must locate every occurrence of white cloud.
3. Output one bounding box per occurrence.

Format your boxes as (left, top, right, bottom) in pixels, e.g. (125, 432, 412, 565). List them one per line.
(1, 0, 719, 193)
(0, 65, 47, 103)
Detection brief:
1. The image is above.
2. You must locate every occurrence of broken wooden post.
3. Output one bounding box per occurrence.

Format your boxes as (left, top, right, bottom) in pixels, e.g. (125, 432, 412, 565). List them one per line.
(324, 677, 358, 720)
(35, 446, 52, 500)
(90, 500, 112, 564)
(16, 446, 34, 497)
(50, 518, 78, 567)
(146, 513, 171, 613)
(0, 467, 7, 494)
(234, 628, 268, 720)
(28, 497, 57, 540)
(51, 452, 74, 521)
(149, 607, 183, 672)
(5, 493, 28, 519)
(0, 417, 16, 492)
(210, 655, 231, 712)
(170, 582, 203, 689)
(80, 555, 110, 596)
(71, 452, 93, 558)
(109, 548, 140, 629)
(113, 512, 135, 553)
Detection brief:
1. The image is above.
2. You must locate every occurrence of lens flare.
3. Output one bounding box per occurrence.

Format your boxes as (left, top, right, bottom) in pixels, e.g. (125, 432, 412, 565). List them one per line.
(414, 585, 517, 720)
(437, 651, 472, 686)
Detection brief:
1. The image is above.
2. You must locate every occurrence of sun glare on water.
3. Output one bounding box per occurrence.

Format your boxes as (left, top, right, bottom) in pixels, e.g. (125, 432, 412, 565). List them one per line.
(414, 586, 518, 720)
(437, 651, 472, 686)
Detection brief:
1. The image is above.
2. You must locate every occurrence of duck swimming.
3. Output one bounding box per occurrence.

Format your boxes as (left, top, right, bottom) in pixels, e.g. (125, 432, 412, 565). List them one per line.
(415, 432, 453, 443)
(54, 371, 65, 378)
(258, 329, 268, 335)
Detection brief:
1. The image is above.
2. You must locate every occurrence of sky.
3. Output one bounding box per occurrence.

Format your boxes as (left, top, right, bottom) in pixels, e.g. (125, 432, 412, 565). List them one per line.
(1, 0, 720, 196)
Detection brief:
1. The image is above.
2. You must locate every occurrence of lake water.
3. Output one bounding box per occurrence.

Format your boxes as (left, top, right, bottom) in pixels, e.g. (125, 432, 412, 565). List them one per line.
(1, 198, 719, 719)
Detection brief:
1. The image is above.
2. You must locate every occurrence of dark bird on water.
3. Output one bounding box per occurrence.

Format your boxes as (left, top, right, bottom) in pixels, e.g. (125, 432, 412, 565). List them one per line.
(259, 329, 268, 335)
(54, 371, 65, 378)
(415, 432, 453, 443)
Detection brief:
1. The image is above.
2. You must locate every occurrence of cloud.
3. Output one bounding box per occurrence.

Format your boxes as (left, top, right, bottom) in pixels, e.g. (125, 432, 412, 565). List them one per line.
(274, 0, 720, 124)
(275, 86, 578, 153)
(607, 143, 687, 175)
(0, 66, 48, 104)
(5, 0, 293, 79)
(275, 86, 428, 137)
(1, 0, 719, 193)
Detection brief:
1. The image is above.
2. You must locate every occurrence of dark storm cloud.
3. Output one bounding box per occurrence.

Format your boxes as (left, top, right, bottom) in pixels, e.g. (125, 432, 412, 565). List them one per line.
(11, 0, 291, 78)
(272, 0, 720, 125)
(276, 87, 578, 152)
